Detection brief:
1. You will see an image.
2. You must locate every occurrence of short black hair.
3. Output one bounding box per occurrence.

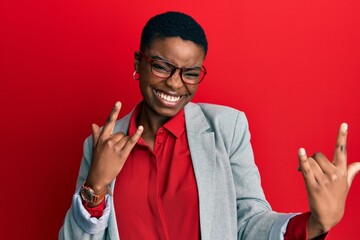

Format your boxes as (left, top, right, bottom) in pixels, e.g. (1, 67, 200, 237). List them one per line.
(140, 11, 208, 56)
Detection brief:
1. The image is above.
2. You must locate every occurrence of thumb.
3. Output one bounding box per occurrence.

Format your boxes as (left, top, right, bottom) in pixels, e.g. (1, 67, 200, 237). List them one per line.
(91, 123, 101, 146)
(347, 162, 360, 187)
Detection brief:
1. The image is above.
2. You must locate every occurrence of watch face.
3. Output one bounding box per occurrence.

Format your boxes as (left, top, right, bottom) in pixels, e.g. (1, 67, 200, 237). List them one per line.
(80, 187, 93, 203)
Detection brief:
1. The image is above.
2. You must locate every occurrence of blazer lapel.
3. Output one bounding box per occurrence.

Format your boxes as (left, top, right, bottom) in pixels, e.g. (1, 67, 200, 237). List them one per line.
(185, 103, 216, 240)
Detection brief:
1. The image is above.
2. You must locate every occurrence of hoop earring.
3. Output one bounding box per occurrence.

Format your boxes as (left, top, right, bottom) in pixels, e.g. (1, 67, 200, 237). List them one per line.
(133, 71, 139, 80)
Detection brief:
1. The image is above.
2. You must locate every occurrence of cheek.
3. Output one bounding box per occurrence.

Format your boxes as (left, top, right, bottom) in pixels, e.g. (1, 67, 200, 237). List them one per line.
(187, 85, 198, 95)
(139, 81, 151, 99)
(139, 62, 152, 79)
(139, 76, 157, 90)
(138, 76, 157, 97)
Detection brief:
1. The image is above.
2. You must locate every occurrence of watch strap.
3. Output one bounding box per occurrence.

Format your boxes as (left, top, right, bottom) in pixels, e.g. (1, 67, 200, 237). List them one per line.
(81, 181, 113, 204)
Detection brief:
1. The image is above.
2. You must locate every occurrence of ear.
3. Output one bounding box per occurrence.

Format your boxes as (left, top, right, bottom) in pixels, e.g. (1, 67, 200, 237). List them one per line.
(134, 51, 142, 72)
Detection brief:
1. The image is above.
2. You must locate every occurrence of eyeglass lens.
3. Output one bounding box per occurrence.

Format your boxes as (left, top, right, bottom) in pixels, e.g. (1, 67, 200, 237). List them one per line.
(150, 59, 204, 84)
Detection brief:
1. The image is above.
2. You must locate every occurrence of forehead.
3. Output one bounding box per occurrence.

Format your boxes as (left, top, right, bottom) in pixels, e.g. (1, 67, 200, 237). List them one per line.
(146, 37, 205, 66)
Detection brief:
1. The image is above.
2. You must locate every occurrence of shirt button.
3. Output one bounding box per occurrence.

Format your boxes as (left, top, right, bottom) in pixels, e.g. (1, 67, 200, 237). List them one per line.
(159, 130, 164, 135)
(157, 139, 163, 144)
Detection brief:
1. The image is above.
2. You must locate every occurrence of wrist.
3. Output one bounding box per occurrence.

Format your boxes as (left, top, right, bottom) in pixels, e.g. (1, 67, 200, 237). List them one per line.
(307, 214, 329, 239)
(80, 180, 112, 206)
(84, 179, 108, 195)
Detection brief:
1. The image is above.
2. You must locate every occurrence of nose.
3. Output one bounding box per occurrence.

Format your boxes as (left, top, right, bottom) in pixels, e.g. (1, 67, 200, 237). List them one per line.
(165, 68, 184, 90)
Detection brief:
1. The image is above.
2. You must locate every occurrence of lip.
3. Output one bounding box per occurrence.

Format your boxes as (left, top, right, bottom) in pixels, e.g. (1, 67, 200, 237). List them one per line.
(152, 89, 184, 106)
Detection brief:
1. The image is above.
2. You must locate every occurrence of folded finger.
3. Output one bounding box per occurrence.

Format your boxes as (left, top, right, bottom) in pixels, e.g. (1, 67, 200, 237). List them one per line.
(308, 157, 326, 184)
(110, 131, 127, 143)
(311, 152, 335, 175)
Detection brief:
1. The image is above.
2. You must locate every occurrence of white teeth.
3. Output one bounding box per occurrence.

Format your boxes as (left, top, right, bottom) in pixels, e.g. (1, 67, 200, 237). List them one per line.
(156, 90, 181, 102)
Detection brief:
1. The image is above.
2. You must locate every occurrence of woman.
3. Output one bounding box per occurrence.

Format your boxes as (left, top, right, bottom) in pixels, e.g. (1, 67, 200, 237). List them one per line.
(59, 11, 359, 240)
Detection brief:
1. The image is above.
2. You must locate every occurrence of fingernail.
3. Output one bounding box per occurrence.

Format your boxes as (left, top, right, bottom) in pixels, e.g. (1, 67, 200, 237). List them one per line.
(341, 123, 348, 133)
(298, 148, 306, 156)
(115, 101, 121, 108)
(137, 125, 144, 131)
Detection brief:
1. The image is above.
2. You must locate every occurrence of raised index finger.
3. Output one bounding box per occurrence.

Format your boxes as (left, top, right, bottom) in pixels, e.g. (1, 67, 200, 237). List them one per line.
(101, 101, 122, 136)
(333, 122, 348, 168)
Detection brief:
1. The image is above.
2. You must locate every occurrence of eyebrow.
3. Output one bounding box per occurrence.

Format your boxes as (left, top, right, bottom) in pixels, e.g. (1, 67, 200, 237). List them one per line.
(149, 55, 202, 69)
(150, 55, 165, 61)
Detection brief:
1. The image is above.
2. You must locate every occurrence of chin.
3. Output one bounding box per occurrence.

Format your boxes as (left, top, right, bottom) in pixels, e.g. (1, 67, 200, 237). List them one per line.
(155, 107, 183, 117)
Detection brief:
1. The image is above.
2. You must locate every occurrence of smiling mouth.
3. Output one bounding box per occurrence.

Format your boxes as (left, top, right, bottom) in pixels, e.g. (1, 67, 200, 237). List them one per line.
(154, 90, 181, 103)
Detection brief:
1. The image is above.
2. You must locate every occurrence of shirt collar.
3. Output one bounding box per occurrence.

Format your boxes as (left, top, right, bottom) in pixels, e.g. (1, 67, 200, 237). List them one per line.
(163, 108, 185, 138)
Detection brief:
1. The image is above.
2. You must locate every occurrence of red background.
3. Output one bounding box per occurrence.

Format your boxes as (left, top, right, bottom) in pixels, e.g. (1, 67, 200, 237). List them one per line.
(1, 0, 359, 239)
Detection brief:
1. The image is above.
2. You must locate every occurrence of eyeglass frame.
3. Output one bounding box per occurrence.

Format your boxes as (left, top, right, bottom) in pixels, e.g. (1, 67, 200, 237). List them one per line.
(139, 51, 207, 85)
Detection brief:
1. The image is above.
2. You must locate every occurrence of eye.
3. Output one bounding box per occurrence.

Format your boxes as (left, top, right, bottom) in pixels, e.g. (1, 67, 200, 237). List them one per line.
(183, 69, 201, 79)
(151, 61, 171, 73)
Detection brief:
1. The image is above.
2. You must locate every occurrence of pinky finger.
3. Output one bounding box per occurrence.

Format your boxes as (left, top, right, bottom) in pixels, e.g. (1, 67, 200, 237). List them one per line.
(298, 148, 316, 187)
(123, 125, 144, 151)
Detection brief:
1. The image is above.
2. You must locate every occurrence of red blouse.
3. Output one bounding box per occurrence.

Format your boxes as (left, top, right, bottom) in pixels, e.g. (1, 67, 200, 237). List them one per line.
(113, 104, 200, 240)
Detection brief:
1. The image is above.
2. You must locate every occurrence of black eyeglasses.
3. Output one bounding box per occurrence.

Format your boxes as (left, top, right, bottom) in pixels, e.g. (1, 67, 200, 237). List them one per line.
(139, 51, 207, 85)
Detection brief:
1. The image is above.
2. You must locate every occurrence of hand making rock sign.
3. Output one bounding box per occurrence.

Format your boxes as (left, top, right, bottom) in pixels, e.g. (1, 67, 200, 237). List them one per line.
(84, 101, 144, 207)
(298, 123, 360, 238)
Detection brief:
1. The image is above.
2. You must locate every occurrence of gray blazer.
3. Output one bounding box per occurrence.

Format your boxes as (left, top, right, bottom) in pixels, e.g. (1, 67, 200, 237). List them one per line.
(59, 102, 297, 240)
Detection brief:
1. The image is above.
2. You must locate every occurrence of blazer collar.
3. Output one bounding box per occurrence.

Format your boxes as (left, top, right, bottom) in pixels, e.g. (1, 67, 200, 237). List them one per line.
(184, 102, 211, 134)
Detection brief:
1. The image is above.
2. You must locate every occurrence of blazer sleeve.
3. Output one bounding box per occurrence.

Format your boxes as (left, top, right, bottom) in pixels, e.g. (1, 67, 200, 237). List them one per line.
(58, 137, 111, 240)
(229, 111, 298, 239)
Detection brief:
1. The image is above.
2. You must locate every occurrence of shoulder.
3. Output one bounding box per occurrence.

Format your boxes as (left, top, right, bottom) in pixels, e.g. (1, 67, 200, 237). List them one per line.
(197, 102, 243, 115)
(187, 102, 247, 123)
(185, 102, 251, 153)
(185, 102, 249, 141)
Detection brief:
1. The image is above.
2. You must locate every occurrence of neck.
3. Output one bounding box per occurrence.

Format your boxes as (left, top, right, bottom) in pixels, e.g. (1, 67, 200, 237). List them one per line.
(137, 103, 171, 146)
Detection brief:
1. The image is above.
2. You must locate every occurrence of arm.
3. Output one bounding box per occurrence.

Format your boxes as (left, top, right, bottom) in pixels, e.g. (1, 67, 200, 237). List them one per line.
(58, 137, 112, 240)
(232, 116, 360, 239)
(59, 102, 143, 239)
(229, 112, 297, 239)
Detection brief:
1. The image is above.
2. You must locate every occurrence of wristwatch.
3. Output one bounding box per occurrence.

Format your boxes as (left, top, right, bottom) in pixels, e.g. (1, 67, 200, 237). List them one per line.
(80, 182, 109, 204)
